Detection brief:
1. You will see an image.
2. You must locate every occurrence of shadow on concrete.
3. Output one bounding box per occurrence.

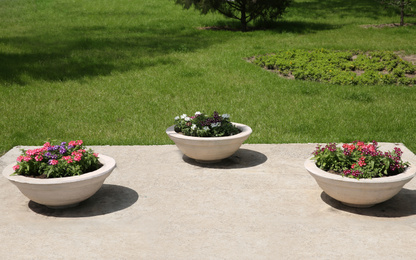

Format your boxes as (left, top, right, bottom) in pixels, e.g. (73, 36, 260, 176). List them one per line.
(182, 148, 267, 169)
(320, 188, 416, 218)
(28, 184, 139, 217)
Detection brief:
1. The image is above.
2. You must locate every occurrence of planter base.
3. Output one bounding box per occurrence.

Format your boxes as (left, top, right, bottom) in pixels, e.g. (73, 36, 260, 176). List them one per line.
(305, 152, 416, 208)
(46, 202, 80, 209)
(166, 123, 252, 163)
(3, 154, 116, 208)
(195, 159, 222, 164)
(341, 202, 375, 208)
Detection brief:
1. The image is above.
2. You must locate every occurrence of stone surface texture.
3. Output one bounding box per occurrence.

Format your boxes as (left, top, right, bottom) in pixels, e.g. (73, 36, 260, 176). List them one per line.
(1, 143, 416, 259)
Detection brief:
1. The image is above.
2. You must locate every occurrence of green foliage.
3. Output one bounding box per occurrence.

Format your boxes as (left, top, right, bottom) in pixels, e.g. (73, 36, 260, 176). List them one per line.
(174, 111, 241, 137)
(379, 0, 415, 25)
(173, 0, 292, 31)
(253, 49, 416, 85)
(312, 141, 409, 179)
(1, 0, 416, 156)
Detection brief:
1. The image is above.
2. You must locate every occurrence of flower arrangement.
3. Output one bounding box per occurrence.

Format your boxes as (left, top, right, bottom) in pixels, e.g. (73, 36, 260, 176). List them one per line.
(11, 140, 101, 178)
(173, 111, 241, 137)
(312, 140, 409, 179)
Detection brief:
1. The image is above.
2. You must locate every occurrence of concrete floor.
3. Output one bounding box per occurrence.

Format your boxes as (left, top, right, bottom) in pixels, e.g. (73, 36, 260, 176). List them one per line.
(1, 143, 416, 259)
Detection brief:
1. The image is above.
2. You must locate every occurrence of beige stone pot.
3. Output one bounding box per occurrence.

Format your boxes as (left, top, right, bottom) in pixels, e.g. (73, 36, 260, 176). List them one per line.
(166, 123, 252, 163)
(304, 157, 416, 207)
(2, 154, 116, 208)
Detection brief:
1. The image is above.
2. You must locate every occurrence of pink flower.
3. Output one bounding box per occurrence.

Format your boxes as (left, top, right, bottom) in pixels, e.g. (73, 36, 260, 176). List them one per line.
(26, 149, 36, 156)
(93, 153, 99, 157)
(76, 140, 83, 146)
(358, 156, 366, 167)
(35, 155, 43, 162)
(351, 163, 356, 169)
(49, 159, 59, 165)
(23, 156, 31, 162)
(43, 142, 51, 148)
(12, 165, 20, 171)
(62, 156, 72, 161)
(367, 144, 376, 152)
(16, 156, 24, 162)
(343, 144, 355, 152)
(69, 141, 77, 147)
(74, 155, 82, 162)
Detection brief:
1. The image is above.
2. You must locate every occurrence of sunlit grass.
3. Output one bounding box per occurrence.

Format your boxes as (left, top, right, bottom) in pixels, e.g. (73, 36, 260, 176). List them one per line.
(1, 0, 416, 155)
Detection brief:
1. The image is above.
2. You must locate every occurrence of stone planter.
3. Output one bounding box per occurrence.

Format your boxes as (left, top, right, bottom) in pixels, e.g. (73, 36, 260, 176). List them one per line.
(304, 157, 416, 207)
(2, 154, 116, 208)
(166, 122, 252, 163)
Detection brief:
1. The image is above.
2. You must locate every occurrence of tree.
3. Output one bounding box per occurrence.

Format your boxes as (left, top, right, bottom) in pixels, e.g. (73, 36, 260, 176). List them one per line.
(380, 0, 415, 26)
(174, 0, 292, 32)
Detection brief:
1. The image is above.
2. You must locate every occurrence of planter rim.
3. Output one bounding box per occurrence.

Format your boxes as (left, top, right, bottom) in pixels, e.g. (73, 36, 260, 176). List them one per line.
(2, 154, 116, 185)
(166, 122, 252, 142)
(304, 156, 416, 183)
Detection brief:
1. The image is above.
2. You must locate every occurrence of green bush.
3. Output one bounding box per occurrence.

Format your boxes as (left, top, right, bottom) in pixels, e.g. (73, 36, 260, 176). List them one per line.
(253, 49, 416, 86)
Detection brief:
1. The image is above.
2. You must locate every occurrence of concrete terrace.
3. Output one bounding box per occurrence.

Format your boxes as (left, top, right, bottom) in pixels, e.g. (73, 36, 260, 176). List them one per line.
(1, 143, 416, 259)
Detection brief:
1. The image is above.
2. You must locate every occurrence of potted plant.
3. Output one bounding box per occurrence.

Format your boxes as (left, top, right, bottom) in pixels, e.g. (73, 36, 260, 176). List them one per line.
(166, 111, 252, 163)
(304, 141, 415, 207)
(2, 140, 116, 208)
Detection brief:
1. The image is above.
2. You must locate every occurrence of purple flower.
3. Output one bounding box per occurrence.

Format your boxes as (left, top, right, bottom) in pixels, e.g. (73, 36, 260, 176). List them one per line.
(48, 145, 59, 151)
(59, 147, 66, 154)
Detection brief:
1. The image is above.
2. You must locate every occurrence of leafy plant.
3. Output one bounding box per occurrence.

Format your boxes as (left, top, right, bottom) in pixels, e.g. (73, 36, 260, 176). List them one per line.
(12, 140, 101, 178)
(312, 141, 409, 179)
(173, 0, 292, 32)
(252, 49, 416, 85)
(174, 111, 241, 137)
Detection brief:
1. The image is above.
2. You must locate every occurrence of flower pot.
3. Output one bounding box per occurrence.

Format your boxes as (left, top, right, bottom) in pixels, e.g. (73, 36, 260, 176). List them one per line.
(304, 157, 416, 207)
(2, 154, 116, 209)
(166, 122, 252, 163)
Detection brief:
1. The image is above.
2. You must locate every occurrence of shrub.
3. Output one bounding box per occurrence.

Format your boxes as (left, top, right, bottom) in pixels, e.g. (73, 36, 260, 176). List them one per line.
(252, 49, 416, 86)
(174, 0, 292, 32)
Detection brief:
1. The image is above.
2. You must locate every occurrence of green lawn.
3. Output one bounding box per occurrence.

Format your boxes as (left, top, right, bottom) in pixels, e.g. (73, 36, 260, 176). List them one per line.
(1, 0, 416, 155)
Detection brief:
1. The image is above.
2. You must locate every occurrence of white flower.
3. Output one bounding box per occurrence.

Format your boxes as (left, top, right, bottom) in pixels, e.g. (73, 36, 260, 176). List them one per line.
(184, 117, 191, 121)
(203, 126, 209, 131)
(211, 122, 221, 128)
(222, 114, 230, 119)
(191, 124, 197, 130)
(174, 116, 179, 120)
(180, 114, 187, 119)
(195, 111, 202, 116)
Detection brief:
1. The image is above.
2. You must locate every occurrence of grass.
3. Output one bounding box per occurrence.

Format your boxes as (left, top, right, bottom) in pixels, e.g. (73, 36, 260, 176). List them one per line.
(1, 0, 416, 155)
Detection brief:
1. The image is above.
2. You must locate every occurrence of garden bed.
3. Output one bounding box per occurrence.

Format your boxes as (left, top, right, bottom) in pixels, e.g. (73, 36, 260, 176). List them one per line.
(251, 49, 416, 86)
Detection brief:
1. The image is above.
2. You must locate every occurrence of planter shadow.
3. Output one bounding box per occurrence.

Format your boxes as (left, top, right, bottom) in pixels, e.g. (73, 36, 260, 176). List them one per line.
(28, 184, 138, 217)
(182, 148, 267, 169)
(320, 188, 416, 218)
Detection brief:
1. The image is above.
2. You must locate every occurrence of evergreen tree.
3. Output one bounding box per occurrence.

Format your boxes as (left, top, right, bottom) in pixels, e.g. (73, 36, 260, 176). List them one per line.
(174, 0, 292, 32)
